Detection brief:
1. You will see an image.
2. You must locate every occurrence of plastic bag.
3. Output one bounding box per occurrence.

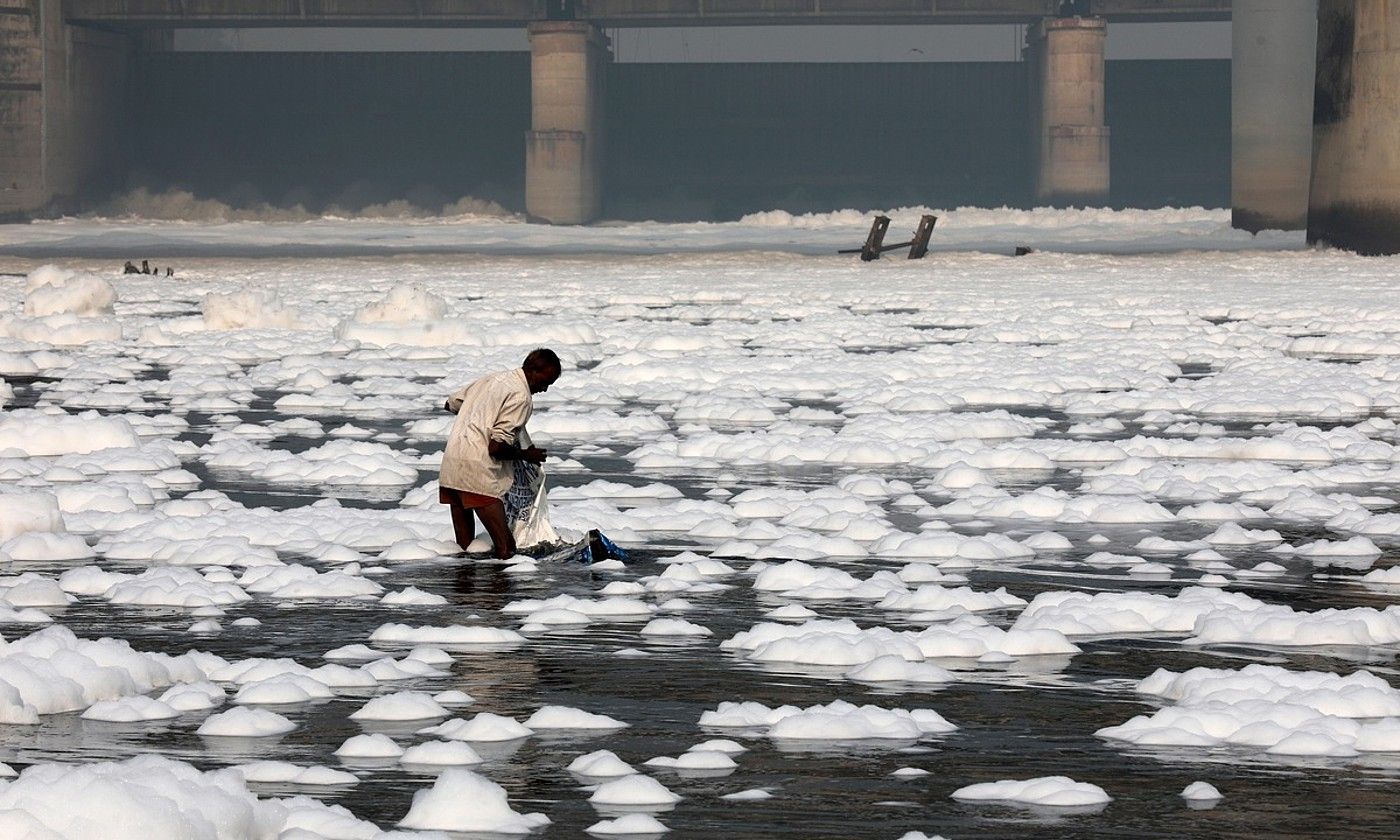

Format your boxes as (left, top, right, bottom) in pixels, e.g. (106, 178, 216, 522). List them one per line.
(504, 429, 561, 550)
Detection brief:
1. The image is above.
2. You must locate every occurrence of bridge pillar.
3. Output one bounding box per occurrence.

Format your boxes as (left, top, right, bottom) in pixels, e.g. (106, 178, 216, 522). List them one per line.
(1027, 16, 1110, 206)
(526, 20, 608, 225)
(1231, 0, 1317, 232)
(1, 0, 132, 220)
(1308, 0, 1400, 254)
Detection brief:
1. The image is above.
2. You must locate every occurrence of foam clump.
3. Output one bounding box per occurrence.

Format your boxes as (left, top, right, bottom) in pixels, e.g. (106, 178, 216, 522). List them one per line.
(639, 618, 712, 637)
(646, 750, 737, 771)
(233, 674, 333, 705)
(1187, 602, 1400, 647)
(721, 789, 772, 801)
(568, 749, 636, 778)
(159, 681, 226, 711)
(524, 705, 629, 730)
(23, 267, 116, 317)
(230, 761, 357, 786)
(701, 699, 955, 741)
(197, 707, 296, 737)
(0, 492, 66, 542)
(351, 281, 449, 323)
(1013, 587, 1262, 637)
(0, 573, 73, 607)
(381, 586, 449, 606)
(845, 655, 955, 685)
(397, 768, 550, 833)
(951, 776, 1111, 807)
(104, 567, 251, 609)
(724, 616, 1077, 667)
(1181, 781, 1222, 801)
(0, 625, 220, 721)
(587, 813, 671, 835)
(0, 754, 284, 839)
(1097, 664, 1400, 756)
(202, 290, 301, 330)
(0, 410, 139, 457)
(81, 695, 179, 722)
(350, 691, 448, 721)
(335, 733, 404, 758)
(1, 532, 95, 562)
(369, 622, 525, 646)
(399, 740, 484, 766)
(422, 712, 533, 742)
(588, 774, 682, 807)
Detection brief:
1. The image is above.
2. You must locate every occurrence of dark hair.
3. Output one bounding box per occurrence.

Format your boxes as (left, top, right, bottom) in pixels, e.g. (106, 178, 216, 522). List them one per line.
(523, 347, 562, 373)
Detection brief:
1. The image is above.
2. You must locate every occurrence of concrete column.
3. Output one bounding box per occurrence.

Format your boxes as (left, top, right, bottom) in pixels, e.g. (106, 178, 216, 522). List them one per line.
(1231, 0, 1317, 232)
(1027, 16, 1110, 206)
(1308, 0, 1400, 254)
(0, 0, 131, 220)
(1, 1, 45, 218)
(526, 20, 608, 225)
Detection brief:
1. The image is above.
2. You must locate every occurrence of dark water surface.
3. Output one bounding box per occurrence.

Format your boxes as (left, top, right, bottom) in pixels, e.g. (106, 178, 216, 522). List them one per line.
(2, 377, 1398, 839)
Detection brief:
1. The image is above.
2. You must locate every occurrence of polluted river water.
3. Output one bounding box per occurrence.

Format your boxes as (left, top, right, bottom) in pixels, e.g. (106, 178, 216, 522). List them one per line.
(0, 208, 1397, 838)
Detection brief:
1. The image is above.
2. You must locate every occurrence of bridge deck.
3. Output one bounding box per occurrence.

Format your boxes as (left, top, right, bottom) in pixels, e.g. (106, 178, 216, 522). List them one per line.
(63, 1, 1232, 29)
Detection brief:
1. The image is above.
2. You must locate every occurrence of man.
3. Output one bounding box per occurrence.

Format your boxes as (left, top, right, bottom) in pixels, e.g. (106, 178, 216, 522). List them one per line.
(440, 348, 562, 559)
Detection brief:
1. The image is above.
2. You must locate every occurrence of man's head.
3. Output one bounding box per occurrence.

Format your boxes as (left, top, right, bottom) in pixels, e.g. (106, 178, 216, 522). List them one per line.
(522, 347, 562, 394)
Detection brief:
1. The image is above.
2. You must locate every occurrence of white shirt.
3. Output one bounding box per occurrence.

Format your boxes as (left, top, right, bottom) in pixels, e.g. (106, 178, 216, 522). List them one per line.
(439, 368, 533, 498)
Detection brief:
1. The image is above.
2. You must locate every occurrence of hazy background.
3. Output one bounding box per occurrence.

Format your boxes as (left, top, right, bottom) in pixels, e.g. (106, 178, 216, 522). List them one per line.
(116, 22, 1232, 220)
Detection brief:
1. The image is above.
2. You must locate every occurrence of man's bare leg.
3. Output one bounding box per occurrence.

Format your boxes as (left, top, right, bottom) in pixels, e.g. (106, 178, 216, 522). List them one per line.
(475, 501, 517, 560)
(448, 500, 476, 551)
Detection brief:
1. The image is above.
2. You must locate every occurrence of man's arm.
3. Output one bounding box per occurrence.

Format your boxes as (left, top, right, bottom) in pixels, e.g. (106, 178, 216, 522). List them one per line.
(488, 439, 547, 464)
(485, 388, 541, 463)
(443, 383, 471, 414)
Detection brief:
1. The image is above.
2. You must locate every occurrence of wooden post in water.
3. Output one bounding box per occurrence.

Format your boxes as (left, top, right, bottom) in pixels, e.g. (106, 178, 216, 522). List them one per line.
(860, 216, 891, 261)
(907, 215, 938, 259)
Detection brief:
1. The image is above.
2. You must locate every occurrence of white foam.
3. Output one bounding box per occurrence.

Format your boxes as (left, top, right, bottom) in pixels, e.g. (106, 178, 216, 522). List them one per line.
(369, 622, 525, 646)
(525, 705, 629, 730)
(588, 774, 682, 807)
(23, 268, 116, 317)
(230, 761, 357, 786)
(350, 691, 449, 721)
(587, 813, 671, 835)
(399, 740, 484, 766)
(197, 707, 296, 737)
(1097, 664, 1400, 756)
(951, 776, 1110, 807)
(569, 749, 636, 778)
(1181, 781, 1222, 801)
(421, 712, 533, 742)
(398, 768, 550, 833)
(0, 754, 284, 839)
(334, 733, 405, 758)
(701, 699, 955, 741)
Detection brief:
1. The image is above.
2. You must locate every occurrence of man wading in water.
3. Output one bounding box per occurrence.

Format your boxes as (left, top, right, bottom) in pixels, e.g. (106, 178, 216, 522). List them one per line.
(440, 348, 562, 559)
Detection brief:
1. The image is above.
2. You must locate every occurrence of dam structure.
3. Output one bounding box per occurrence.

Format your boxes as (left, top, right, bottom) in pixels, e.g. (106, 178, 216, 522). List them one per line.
(1, 1, 1395, 252)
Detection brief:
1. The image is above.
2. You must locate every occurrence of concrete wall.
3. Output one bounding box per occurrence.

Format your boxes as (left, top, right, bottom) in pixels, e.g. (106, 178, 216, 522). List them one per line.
(1028, 16, 1111, 206)
(129, 52, 1229, 219)
(526, 21, 607, 224)
(1107, 59, 1229, 209)
(1308, 0, 1400, 254)
(606, 60, 1031, 219)
(1231, 0, 1316, 232)
(132, 51, 531, 210)
(0, 0, 131, 219)
(1, 1, 45, 217)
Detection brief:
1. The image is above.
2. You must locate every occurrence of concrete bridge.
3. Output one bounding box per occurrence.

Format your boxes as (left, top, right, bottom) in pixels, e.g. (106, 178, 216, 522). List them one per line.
(61, 1, 1233, 28)
(2, 0, 1398, 253)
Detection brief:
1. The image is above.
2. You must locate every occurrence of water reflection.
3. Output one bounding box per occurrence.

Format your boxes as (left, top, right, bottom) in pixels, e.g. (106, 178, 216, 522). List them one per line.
(3, 401, 1399, 838)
